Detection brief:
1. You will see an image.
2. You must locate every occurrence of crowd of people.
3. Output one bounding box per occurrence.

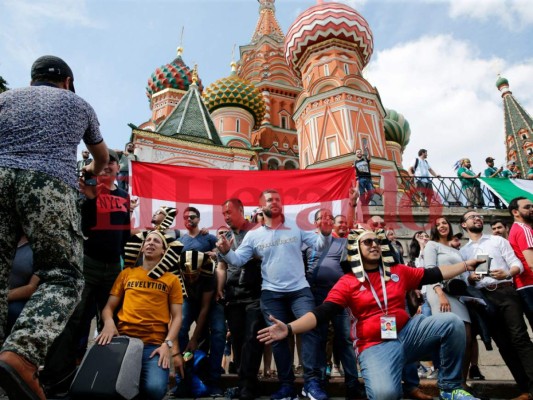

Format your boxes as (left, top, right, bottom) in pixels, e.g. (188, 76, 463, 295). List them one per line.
(2, 55, 533, 400)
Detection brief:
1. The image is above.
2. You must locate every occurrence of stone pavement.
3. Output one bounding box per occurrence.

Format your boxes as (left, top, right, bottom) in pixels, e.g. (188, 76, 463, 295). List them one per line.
(0, 336, 527, 399)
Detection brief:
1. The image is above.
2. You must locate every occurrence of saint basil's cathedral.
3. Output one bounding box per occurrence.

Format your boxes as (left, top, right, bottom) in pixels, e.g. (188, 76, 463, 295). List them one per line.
(130, 0, 533, 178)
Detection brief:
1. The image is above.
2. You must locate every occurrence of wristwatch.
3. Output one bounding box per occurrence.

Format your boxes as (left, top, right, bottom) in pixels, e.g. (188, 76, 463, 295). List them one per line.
(163, 339, 173, 348)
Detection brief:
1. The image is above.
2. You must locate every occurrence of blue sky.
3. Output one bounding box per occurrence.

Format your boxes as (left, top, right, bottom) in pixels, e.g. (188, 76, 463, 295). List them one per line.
(1, 0, 532, 177)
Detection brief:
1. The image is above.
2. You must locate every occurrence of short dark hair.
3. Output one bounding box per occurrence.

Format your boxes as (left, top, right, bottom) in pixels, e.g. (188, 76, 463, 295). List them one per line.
(314, 208, 330, 221)
(31, 74, 65, 86)
(222, 198, 244, 213)
(509, 197, 527, 217)
(260, 189, 279, 200)
(460, 210, 476, 223)
(418, 149, 427, 156)
(334, 215, 346, 222)
(429, 216, 453, 241)
(490, 218, 508, 228)
(184, 206, 200, 218)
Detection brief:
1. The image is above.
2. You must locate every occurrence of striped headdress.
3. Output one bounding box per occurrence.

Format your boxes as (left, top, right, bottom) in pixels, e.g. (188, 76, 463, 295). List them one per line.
(155, 206, 177, 231)
(345, 228, 394, 283)
(123, 230, 184, 277)
(178, 250, 216, 277)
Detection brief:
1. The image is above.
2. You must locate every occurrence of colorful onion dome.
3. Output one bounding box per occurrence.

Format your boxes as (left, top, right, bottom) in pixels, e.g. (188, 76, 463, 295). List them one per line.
(285, 2, 373, 76)
(146, 47, 203, 98)
(384, 109, 411, 150)
(203, 62, 266, 128)
(496, 75, 509, 88)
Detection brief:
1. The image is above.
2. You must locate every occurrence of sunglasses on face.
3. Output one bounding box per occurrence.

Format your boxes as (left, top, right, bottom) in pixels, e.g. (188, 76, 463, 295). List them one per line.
(465, 215, 484, 221)
(371, 221, 386, 228)
(184, 215, 198, 220)
(361, 238, 381, 247)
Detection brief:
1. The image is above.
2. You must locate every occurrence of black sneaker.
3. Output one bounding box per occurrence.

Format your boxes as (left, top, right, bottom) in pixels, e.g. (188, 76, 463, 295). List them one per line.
(240, 386, 258, 400)
(468, 365, 485, 380)
(346, 384, 367, 400)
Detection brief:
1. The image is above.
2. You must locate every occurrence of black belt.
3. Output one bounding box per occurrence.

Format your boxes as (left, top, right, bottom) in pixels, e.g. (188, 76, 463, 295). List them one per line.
(483, 281, 514, 291)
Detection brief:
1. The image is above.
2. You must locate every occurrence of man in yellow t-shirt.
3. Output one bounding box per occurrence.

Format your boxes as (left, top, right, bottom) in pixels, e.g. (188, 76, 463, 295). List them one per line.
(97, 231, 183, 400)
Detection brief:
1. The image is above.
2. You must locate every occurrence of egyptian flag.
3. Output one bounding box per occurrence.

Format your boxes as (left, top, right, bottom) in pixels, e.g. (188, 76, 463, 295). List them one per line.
(130, 161, 355, 231)
(479, 178, 533, 206)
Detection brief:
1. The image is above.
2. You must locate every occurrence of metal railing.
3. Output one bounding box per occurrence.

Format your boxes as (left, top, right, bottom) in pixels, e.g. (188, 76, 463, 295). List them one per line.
(363, 176, 507, 209)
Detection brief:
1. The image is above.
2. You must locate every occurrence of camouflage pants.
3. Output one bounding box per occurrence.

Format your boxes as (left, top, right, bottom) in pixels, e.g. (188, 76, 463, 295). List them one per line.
(0, 167, 84, 366)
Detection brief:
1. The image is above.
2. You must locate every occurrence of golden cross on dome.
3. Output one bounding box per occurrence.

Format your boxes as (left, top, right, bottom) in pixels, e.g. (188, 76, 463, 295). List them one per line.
(192, 64, 198, 84)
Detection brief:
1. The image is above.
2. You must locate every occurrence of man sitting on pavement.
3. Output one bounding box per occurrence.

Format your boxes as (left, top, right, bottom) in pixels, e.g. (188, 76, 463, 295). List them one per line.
(258, 227, 484, 400)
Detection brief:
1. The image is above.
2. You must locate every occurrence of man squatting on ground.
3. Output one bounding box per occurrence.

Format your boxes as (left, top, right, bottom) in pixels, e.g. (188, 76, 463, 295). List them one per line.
(258, 228, 485, 400)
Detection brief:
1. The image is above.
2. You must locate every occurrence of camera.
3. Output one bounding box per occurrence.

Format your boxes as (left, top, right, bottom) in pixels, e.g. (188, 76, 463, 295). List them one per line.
(82, 171, 97, 186)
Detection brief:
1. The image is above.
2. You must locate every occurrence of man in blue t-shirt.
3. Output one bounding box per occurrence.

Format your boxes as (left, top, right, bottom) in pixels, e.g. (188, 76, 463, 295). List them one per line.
(217, 189, 331, 400)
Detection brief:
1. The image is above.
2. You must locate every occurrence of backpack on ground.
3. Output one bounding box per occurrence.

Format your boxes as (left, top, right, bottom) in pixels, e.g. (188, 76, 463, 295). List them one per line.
(70, 336, 143, 399)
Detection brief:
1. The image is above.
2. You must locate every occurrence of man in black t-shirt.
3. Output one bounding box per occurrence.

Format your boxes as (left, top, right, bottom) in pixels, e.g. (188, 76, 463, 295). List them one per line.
(354, 147, 374, 205)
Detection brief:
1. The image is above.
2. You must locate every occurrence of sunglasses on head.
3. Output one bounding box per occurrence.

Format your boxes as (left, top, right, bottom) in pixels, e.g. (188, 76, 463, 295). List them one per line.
(361, 238, 381, 247)
(217, 230, 228, 235)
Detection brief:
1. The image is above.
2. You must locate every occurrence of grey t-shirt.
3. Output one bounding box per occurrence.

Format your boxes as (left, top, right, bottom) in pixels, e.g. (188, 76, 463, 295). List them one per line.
(0, 84, 103, 188)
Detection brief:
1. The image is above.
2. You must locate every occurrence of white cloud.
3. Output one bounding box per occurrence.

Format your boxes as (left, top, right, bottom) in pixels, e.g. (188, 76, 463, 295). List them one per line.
(447, 0, 533, 29)
(1, 0, 100, 68)
(366, 34, 533, 178)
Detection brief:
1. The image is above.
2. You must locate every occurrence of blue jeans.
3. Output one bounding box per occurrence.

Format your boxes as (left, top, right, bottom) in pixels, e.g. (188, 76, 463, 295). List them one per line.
(141, 344, 169, 400)
(518, 287, 533, 328)
(358, 313, 465, 400)
(261, 287, 320, 385)
(312, 287, 359, 388)
(357, 177, 374, 194)
(178, 298, 226, 384)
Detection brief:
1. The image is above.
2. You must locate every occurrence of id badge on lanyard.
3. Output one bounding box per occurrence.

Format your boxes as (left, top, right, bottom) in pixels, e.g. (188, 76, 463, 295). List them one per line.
(365, 268, 397, 339)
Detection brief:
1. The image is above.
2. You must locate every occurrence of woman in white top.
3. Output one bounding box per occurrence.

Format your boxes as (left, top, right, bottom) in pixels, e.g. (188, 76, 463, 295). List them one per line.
(423, 217, 471, 385)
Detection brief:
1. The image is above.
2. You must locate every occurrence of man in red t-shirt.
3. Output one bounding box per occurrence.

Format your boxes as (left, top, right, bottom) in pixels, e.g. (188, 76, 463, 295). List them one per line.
(508, 196, 533, 326)
(258, 229, 483, 400)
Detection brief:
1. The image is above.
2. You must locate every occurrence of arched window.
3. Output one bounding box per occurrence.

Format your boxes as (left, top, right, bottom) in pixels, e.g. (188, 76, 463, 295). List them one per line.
(281, 116, 287, 129)
(268, 159, 279, 170)
(285, 161, 297, 170)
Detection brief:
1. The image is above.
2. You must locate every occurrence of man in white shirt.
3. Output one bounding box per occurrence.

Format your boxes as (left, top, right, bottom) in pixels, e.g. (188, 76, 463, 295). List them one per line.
(408, 149, 440, 206)
(460, 210, 533, 400)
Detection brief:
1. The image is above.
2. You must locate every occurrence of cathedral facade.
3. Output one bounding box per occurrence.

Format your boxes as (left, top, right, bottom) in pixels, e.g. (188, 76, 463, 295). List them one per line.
(130, 0, 412, 180)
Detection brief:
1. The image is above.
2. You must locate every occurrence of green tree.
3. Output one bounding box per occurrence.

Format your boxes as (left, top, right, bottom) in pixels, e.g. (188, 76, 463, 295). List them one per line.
(0, 76, 8, 93)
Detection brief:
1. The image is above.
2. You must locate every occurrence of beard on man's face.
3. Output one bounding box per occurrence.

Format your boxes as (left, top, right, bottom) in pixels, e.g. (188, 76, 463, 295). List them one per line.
(467, 225, 483, 234)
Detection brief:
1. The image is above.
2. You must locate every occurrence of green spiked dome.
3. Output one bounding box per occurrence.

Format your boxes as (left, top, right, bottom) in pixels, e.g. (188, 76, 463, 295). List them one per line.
(203, 63, 266, 129)
(496, 75, 509, 89)
(384, 109, 411, 150)
(146, 47, 203, 99)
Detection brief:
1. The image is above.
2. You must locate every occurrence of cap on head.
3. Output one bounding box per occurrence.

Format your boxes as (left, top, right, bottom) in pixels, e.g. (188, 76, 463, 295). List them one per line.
(31, 55, 75, 93)
(108, 148, 119, 162)
(485, 157, 495, 163)
(507, 160, 516, 166)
